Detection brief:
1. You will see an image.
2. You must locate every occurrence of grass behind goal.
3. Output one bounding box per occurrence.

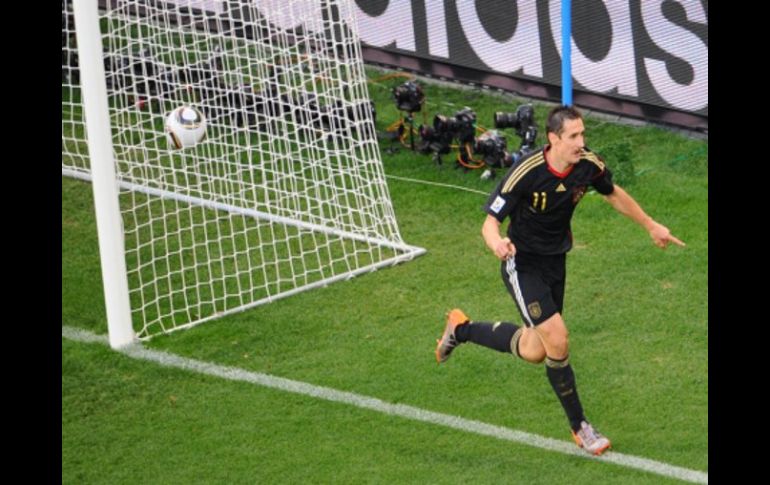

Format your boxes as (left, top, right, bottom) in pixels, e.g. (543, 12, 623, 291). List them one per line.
(63, 72, 707, 483)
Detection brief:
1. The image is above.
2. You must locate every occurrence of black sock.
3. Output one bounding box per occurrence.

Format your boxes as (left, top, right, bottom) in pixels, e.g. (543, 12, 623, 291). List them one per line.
(455, 321, 519, 353)
(545, 356, 585, 432)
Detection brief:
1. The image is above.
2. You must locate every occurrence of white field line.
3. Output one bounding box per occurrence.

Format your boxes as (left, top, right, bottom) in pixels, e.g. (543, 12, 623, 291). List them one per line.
(62, 326, 707, 484)
(385, 174, 489, 195)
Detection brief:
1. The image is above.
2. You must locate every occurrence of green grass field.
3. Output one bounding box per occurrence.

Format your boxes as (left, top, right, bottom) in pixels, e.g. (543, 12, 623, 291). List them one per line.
(63, 71, 707, 483)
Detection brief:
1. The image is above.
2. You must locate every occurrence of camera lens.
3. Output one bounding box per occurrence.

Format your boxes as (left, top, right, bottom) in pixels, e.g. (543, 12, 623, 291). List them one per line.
(494, 112, 517, 129)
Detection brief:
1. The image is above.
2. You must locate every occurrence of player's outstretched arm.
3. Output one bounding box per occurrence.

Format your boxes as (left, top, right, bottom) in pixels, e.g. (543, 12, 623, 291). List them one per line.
(603, 185, 686, 249)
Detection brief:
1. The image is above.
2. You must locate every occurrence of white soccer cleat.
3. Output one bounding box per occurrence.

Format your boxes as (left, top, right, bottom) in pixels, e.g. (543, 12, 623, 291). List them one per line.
(571, 421, 611, 455)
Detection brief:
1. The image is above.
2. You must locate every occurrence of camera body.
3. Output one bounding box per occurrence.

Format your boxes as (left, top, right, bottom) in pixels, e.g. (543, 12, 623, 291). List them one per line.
(494, 104, 534, 132)
(314, 99, 376, 130)
(418, 106, 478, 157)
(494, 103, 538, 163)
(434, 107, 477, 145)
(393, 81, 425, 113)
(417, 124, 453, 155)
(473, 130, 509, 168)
(494, 104, 537, 149)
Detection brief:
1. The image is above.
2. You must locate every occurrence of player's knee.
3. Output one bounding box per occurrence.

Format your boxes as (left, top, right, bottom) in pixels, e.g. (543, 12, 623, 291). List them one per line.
(558, 331, 570, 350)
(522, 347, 546, 364)
(549, 338, 569, 359)
(542, 331, 569, 359)
(537, 315, 569, 358)
(513, 328, 546, 363)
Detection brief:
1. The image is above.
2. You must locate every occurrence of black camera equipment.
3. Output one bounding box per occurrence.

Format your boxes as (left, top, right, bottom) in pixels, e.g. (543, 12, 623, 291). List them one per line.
(433, 107, 482, 170)
(188, 62, 299, 129)
(393, 81, 424, 113)
(417, 123, 453, 164)
(494, 103, 538, 164)
(391, 81, 425, 150)
(473, 130, 509, 169)
(203, 84, 269, 127)
(416, 107, 476, 165)
(238, 92, 376, 143)
(102, 46, 225, 111)
(314, 99, 377, 138)
(494, 104, 533, 131)
(435, 107, 477, 146)
(180, 45, 225, 91)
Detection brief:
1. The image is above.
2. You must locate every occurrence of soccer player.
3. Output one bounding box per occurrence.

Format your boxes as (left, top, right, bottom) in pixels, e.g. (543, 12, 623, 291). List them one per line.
(435, 105, 685, 455)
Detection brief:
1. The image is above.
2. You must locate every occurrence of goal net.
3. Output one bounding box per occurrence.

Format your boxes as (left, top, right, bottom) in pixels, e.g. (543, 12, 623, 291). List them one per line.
(62, 0, 424, 344)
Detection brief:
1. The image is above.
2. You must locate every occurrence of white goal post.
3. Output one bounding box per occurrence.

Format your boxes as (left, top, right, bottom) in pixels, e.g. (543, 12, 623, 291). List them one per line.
(63, 0, 425, 348)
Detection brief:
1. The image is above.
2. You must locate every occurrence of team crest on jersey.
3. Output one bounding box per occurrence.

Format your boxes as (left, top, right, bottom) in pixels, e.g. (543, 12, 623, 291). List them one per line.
(572, 185, 587, 204)
(490, 196, 506, 214)
(527, 301, 542, 319)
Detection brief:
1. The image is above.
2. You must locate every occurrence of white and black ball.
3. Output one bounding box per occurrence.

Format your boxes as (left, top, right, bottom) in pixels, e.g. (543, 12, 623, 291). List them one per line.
(165, 106, 206, 149)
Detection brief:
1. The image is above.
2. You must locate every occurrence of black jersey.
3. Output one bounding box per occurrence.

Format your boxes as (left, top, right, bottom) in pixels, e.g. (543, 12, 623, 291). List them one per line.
(484, 146, 614, 255)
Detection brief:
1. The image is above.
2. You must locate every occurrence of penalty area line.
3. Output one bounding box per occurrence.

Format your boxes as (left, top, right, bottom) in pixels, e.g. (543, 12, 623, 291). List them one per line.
(385, 174, 489, 195)
(62, 326, 707, 484)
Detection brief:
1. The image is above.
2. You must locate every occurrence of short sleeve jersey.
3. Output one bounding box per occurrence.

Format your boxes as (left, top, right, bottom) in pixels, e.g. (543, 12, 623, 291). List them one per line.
(484, 146, 614, 255)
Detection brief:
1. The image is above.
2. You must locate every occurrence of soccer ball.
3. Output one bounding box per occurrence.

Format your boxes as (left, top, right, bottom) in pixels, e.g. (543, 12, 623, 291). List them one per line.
(165, 106, 206, 149)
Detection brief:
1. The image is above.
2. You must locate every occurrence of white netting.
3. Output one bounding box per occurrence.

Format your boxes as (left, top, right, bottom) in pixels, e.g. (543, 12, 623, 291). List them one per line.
(62, 0, 91, 177)
(62, 0, 423, 340)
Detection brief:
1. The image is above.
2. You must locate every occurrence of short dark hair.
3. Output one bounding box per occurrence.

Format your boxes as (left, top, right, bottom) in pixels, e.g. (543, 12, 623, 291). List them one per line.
(547, 105, 583, 136)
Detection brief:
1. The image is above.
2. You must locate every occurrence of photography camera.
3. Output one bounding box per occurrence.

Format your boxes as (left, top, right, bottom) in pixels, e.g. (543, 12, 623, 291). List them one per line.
(494, 103, 537, 150)
(434, 107, 477, 145)
(416, 106, 478, 162)
(417, 124, 453, 160)
(102, 46, 225, 110)
(263, 96, 378, 143)
(473, 130, 509, 169)
(392, 81, 424, 113)
(314, 99, 377, 134)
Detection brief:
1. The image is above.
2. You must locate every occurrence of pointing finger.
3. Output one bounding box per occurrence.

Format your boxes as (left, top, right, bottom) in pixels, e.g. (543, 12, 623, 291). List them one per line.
(668, 234, 686, 247)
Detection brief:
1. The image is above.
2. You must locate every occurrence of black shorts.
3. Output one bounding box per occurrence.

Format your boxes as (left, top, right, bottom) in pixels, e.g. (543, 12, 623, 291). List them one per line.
(500, 252, 566, 327)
